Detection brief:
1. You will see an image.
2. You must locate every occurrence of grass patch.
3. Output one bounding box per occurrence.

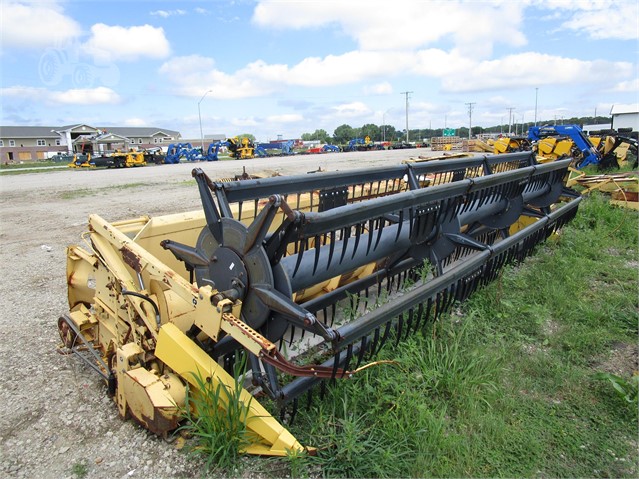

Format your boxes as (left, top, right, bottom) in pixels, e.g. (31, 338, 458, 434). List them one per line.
(0, 160, 66, 169)
(267, 193, 638, 478)
(58, 182, 149, 200)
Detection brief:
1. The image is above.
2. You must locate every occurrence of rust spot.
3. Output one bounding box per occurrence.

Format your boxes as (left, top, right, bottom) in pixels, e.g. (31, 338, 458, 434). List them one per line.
(120, 246, 142, 272)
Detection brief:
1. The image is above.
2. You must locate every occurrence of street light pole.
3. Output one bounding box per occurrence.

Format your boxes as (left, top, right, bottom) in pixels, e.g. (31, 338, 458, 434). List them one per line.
(198, 90, 213, 152)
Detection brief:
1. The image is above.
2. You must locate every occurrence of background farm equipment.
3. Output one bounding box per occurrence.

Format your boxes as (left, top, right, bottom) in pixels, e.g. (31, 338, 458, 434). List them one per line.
(59, 152, 580, 456)
(343, 137, 382, 152)
(67, 153, 92, 168)
(165, 143, 200, 164)
(227, 137, 257, 159)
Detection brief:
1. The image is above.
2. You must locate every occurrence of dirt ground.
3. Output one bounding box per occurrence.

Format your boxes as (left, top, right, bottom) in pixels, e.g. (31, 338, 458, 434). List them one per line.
(0, 148, 445, 478)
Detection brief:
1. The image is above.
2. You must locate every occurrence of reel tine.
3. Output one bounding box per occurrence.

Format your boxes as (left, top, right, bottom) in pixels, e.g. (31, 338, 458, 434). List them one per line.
(331, 353, 340, 380)
(340, 227, 350, 264)
(414, 301, 424, 332)
(293, 238, 307, 276)
(366, 219, 375, 255)
(395, 313, 403, 347)
(312, 235, 321, 275)
(341, 343, 353, 378)
(374, 217, 385, 249)
(355, 336, 368, 369)
(380, 319, 392, 350)
(352, 223, 362, 259)
(289, 398, 299, 425)
(306, 388, 313, 410)
(406, 308, 414, 340)
(425, 297, 434, 326)
(395, 210, 404, 241)
(327, 230, 336, 270)
(319, 380, 327, 401)
(289, 325, 296, 346)
(371, 327, 381, 356)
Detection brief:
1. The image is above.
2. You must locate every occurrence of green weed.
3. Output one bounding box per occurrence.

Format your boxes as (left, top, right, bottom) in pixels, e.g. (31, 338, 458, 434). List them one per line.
(71, 461, 88, 478)
(594, 372, 639, 407)
(178, 357, 252, 472)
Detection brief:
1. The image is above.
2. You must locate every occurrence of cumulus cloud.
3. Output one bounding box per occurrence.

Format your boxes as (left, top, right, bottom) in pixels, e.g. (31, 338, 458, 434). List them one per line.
(82, 24, 171, 62)
(1, 0, 81, 49)
(252, 0, 527, 58)
(544, 0, 638, 40)
(610, 78, 639, 93)
(331, 102, 372, 119)
(2, 85, 121, 105)
(440, 52, 634, 92)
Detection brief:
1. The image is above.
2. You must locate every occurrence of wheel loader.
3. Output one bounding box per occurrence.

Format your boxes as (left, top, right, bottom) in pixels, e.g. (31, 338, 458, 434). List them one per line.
(59, 152, 581, 455)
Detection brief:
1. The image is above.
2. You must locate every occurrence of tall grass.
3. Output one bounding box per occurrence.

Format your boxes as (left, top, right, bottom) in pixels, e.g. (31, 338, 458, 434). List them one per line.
(178, 357, 252, 472)
(282, 193, 638, 478)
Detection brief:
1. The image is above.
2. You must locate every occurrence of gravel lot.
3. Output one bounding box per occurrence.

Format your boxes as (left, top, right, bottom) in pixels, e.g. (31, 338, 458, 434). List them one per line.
(0, 149, 442, 478)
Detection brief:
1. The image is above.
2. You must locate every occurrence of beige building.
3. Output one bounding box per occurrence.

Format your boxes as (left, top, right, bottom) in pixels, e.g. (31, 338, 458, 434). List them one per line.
(0, 124, 181, 163)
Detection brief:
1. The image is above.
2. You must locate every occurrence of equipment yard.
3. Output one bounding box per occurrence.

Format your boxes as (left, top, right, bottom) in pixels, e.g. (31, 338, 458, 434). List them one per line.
(0, 148, 637, 478)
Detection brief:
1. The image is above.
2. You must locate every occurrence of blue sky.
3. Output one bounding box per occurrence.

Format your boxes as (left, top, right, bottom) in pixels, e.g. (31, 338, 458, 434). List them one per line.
(1, 0, 637, 142)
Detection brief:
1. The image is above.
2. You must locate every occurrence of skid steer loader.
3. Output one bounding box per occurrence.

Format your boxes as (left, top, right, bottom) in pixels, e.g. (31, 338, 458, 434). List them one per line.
(59, 152, 581, 455)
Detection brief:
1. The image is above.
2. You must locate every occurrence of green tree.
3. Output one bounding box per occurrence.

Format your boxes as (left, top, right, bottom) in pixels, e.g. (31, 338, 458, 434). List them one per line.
(333, 124, 355, 144)
(236, 133, 256, 142)
(381, 124, 398, 142)
(301, 129, 331, 143)
(360, 123, 381, 141)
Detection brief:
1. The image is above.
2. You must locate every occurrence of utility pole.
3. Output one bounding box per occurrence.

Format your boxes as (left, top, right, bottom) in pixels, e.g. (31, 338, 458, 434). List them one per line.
(465, 102, 475, 139)
(400, 91, 413, 143)
(507, 107, 515, 135)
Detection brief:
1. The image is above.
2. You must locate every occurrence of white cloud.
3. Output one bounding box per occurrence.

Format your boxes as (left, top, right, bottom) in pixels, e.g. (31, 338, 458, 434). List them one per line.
(231, 117, 259, 127)
(0, 0, 81, 49)
(441, 52, 634, 92)
(364, 82, 393, 95)
(541, 0, 638, 40)
(82, 24, 171, 62)
(124, 118, 148, 127)
(2, 85, 121, 105)
(610, 78, 639, 93)
(330, 102, 372, 119)
(150, 9, 185, 18)
(266, 114, 304, 123)
(561, 2, 638, 40)
(252, 0, 527, 58)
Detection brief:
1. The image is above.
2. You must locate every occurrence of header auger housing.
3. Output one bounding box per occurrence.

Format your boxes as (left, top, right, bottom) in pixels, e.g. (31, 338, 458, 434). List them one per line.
(59, 152, 581, 455)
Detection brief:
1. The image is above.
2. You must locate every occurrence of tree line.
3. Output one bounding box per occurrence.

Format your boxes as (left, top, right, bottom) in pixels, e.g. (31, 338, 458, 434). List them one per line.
(300, 116, 613, 144)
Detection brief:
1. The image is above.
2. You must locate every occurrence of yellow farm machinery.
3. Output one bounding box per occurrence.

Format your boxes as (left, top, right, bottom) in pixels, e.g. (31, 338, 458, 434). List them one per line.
(59, 152, 581, 455)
